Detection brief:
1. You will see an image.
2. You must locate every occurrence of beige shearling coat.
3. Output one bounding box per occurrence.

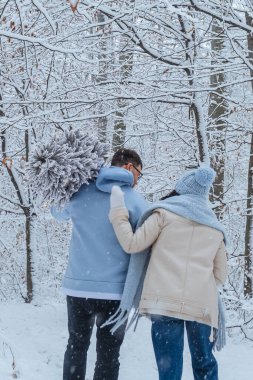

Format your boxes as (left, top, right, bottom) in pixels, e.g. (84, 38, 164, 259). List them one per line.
(109, 207, 227, 328)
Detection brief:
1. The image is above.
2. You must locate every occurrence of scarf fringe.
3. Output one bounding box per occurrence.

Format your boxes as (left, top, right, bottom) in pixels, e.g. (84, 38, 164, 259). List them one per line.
(101, 307, 141, 334)
(101, 308, 128, 330)
(110, 313, 129, 334)
(126, 309, 140, 332)
(213, 294, 226, 351)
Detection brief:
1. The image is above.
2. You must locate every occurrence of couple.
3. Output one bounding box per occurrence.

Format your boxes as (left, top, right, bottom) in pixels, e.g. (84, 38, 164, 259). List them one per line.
(52, 148, 227, 380)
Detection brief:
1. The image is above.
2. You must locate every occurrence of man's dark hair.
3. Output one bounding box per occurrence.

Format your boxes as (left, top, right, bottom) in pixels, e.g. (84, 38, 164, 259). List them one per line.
(160, 190, 179, 200)
(111, 148, 143, 168)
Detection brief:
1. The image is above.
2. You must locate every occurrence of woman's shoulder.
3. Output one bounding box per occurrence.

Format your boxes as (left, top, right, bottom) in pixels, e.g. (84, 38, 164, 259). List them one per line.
(155, 208, 192, 223)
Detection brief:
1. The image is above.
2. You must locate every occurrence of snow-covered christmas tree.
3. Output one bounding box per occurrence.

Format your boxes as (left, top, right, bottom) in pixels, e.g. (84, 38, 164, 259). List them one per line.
(27, 129, 109, 208)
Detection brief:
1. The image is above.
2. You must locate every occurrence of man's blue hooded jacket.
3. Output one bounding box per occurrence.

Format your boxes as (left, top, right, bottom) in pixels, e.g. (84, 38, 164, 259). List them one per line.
(51, 166, 148, 298)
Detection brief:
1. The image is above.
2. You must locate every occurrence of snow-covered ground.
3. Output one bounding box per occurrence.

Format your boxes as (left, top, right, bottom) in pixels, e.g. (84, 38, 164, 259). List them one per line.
(1, 301, 252, 379)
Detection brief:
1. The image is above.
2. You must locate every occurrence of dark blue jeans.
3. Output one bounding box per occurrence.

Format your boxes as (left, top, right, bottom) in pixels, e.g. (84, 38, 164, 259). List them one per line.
(63, 296, 126, 380)
(151, 315, 218, 380)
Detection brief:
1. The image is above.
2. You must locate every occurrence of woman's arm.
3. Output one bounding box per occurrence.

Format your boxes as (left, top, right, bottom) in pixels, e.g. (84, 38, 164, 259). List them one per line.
(109, 207, 163, 254)
(213, 241, 228, 287)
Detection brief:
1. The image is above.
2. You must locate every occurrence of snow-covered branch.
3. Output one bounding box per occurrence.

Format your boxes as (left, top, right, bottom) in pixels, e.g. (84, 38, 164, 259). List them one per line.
(0, 30, 79, 54)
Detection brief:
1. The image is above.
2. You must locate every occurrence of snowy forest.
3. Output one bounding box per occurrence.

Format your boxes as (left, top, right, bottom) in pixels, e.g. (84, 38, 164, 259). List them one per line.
(0, 0, 253, 379)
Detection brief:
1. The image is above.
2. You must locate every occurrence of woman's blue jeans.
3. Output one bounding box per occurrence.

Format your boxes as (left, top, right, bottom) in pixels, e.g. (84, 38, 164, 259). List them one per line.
(151, 316, 218, 380)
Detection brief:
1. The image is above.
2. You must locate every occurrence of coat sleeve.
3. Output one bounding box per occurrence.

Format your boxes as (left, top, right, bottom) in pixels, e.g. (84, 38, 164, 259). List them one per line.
(213, 241, 228, 287)
(109, 207, 163, 254)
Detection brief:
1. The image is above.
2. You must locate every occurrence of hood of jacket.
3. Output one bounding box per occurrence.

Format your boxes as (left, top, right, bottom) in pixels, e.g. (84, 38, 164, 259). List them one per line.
(96, 166, 134, 193)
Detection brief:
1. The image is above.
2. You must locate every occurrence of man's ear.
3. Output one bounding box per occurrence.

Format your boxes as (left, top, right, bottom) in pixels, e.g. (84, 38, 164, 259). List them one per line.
(123, 163, 132, 171)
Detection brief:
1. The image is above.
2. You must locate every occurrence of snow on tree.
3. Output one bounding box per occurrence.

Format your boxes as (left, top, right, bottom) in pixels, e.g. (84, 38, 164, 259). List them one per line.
(0, 0, 253, 338)
(27, 129, 109, 208)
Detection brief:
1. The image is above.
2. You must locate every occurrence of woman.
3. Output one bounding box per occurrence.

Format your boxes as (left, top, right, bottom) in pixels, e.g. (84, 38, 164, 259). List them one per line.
(109, 166, 227, 380)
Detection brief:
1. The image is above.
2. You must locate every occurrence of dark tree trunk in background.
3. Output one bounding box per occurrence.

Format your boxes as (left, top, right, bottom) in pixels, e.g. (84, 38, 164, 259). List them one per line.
(244, 12, 253, 297)
(208, 19, 228, 217)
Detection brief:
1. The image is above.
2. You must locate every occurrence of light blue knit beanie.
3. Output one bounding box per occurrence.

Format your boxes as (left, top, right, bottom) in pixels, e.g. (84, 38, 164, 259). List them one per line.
(175, 165, 216, 197)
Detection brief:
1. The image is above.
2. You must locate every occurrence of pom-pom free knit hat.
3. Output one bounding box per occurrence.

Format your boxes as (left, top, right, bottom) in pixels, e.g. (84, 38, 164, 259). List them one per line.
(175, 165, 216, 197)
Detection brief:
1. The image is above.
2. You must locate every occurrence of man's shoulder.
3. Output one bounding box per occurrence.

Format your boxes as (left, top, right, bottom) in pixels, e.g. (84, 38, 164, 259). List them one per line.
(71, 182, 99, 200)
(123, 188, 148, 219)
(123, 187, 146, 203)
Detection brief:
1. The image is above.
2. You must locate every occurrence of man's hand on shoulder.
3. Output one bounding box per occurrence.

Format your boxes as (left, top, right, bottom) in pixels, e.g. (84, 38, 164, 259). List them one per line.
(110, 186, 126, 209)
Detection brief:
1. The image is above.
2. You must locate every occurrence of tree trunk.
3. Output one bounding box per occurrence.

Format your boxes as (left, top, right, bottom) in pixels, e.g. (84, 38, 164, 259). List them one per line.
(179, 12, 210, 165)
(96, 10, 109, 143)
(24, 122, 34, 302)
(24, 208, 33, 303)
(208, 19, 228, 216)
(0, 93, 34, 302)
(244, 132, 253, 297)
(244, 12, 253, 297)
(112, 50, 133, 150)
(191, 100, 210, 164)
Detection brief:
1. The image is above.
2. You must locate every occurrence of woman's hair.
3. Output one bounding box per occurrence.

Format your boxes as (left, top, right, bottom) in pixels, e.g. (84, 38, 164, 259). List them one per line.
(111, 148, 142, 168)
(160, 189, 180, 200)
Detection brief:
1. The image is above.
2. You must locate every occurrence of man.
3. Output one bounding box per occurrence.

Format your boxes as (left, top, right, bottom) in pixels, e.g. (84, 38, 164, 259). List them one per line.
(51, 148, 147, 380)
